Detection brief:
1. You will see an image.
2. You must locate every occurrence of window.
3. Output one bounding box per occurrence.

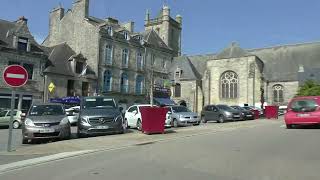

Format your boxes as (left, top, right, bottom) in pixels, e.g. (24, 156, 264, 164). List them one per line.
(103, 70, 112, 92)
(105, 44, 113, 65)
(127, 106, 138, 113)
(75, 61, 84, 74)
(23, 63, 33, 80)
(175, 83, 181, 97)
(136, 52, 143, 69)
(273, 84, 284, 103)
(135, 75, 144, 95)
(151, 54, 155, 66)
(106, 26, 113, 36)
(124, 31, 130, 40)
(175, 68, 182, 79)
(17, 37, 28, 51)
(122, 49, 129, 67)
(220, 71, 238, 99)
(162, 59, 166, 68)
(67, 80, 75, 96)
(120, 73, 129, 93)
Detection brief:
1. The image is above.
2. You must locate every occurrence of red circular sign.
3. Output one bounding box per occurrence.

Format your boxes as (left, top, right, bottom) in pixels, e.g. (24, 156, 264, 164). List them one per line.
(3, 65, 28, 87)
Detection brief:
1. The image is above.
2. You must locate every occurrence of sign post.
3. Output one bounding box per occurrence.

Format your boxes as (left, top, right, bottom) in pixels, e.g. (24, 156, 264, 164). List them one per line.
(3, 65, 28, 152)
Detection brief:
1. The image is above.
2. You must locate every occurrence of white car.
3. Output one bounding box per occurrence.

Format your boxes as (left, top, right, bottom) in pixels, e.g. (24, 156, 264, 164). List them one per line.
(125, 104, 152, 131)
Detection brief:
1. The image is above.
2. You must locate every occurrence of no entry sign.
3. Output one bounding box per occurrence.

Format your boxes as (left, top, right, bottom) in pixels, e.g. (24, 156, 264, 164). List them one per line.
(2, 65, 28, 87)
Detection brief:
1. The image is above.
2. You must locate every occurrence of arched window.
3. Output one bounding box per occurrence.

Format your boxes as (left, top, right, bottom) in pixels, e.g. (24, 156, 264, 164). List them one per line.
(136, 52, 143, 70)
(105, 44, 113, 65)
(120, 73, 129, 93)
(135, 75, 144, 95)
(122, 49, 129, 67)
(273, 84, 284, 103)
(220, 71, 238, 99)
(175, 83, 181, 97)
(103, 70, 112, 92)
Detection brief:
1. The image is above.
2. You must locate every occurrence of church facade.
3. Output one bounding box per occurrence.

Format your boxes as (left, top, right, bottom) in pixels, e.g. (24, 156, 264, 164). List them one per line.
(170, 42, 320, 113)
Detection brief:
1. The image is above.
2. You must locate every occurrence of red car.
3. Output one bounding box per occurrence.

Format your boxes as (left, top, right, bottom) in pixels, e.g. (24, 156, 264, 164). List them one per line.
(285, 96, 320, 128)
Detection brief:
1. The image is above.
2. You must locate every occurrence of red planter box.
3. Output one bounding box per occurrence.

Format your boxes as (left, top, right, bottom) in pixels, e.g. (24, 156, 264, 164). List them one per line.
(265, 106, 279, 119)
(139, 107, 168, 134)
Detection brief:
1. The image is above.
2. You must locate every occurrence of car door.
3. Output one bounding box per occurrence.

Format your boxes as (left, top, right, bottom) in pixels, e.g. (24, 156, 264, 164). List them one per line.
(211, 106, 219, 120)
(126, 106, 138, 127)
(0, 110, 9, 125)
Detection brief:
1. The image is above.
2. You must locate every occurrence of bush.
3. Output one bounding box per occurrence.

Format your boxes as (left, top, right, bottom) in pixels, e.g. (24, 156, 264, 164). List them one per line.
(296, 80, 320, 96)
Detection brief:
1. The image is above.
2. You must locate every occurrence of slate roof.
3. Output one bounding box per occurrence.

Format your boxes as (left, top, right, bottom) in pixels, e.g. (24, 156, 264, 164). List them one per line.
(143, 29, 171, 51)
(214, 42, 252, 59)
(169, 56, 201, 80)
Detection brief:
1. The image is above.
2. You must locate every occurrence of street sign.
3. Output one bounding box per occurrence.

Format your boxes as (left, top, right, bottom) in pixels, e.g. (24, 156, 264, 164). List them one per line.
(48, 82, 56, 93)
(2, 65, 28, 152)
(3, 65, 28, 87)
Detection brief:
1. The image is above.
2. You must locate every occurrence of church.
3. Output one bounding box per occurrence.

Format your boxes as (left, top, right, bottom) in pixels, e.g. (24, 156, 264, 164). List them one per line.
(170, 41, 320, 113)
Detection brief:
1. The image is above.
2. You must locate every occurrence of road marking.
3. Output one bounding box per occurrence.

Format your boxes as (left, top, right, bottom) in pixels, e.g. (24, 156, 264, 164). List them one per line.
(6, 73, 25, 79)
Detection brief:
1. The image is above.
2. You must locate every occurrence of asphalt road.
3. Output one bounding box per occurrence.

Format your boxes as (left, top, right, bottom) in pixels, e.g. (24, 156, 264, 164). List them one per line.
(1, 121, 319, 180)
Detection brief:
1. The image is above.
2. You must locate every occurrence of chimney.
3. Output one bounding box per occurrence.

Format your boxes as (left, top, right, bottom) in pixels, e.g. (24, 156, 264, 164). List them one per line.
(17, 16, 28, 24)
(123, 21, 134, 33)
(72, 0, 89, 18)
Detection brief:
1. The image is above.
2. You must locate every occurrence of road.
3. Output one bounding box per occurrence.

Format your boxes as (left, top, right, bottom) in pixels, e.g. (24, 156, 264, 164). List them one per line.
(1, 120, 319, 180)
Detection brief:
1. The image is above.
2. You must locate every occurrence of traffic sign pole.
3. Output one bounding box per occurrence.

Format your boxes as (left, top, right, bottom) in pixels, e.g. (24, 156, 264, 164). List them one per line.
(7, 89, 15, 152)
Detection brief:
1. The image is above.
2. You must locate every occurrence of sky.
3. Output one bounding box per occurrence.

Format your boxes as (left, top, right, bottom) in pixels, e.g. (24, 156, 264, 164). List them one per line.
(1, 0, 319, 55)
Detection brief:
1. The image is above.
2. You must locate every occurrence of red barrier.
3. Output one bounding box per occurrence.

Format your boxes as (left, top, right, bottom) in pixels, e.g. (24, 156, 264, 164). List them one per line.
(265, 106, 279, 119)
(253, 110, 260, 119)
(139, 107, 168, 134)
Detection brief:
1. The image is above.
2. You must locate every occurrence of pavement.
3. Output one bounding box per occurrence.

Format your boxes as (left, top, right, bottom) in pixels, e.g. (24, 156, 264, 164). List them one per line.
(0, 117, 319, 180)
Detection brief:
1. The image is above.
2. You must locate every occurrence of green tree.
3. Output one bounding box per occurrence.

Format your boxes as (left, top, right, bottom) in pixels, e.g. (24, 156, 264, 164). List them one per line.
(296, 80, 320, 96)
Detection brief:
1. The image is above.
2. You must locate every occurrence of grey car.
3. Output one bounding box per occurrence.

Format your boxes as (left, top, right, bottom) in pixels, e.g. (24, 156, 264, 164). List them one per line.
(77, 96, 125, 138)
(201, 104, 243, 123)
(166, 106, 200, 127)
(22, 103, 71, 144)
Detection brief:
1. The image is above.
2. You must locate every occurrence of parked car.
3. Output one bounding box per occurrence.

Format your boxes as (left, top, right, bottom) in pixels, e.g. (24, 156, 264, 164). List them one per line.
(242, 106, 264, 116)
(165, 106, 200, 127)
(65, 106, 80, 125)
(285, 96, 320, 129)
(78, 96, 125, 137)
(230, 105, 255, 120)
(0, 109, 22, 129)
(278, 106, 287, 116)
(125, 104, 153, 131)
(21, 103, 71, 144)
(201, 104, 243, 123)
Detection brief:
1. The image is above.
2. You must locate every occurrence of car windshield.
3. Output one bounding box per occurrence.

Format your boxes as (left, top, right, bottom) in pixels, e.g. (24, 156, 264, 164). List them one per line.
(290, 99, 318, 112)
(172, 106, 190, 112)
(217, 105, 233, 111)
(29, 105, 64, 116)
(0, 110, 8, 117)
(83, 97, 116, 109)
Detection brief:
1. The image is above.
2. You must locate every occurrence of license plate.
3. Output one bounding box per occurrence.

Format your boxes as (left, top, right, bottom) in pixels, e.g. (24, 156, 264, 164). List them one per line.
(246, 115, 252, 117)
(96, 126, 108, 129)
(234, 115, 240, 118)
(39, 129, 55, 133)
(297, 114, 310, 117)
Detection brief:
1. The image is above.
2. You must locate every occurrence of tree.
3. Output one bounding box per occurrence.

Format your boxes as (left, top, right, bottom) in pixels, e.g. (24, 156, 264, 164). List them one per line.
(296, 80, 320, 96)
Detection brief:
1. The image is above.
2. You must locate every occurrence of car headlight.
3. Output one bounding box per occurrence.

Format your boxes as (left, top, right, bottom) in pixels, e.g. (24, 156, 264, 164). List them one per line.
(115, 115, 123, 123)
(60, 117, 69, 125)
(25, 118, 35, 127)
(225, 111, 232, 116)
(80, 116, 91, 126)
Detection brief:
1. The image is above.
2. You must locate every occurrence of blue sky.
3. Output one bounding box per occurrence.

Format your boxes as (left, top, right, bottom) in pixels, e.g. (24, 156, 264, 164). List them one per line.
(1, 0, 319, 55)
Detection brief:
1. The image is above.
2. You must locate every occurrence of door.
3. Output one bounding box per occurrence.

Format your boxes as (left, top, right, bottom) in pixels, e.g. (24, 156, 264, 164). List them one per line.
(204, 106, 216, 121)
(211, 106, 220, 120)
(126, 106, 138, 127)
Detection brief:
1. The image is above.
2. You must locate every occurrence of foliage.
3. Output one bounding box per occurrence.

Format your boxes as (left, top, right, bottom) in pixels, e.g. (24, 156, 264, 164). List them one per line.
(296, 80, 320, 96)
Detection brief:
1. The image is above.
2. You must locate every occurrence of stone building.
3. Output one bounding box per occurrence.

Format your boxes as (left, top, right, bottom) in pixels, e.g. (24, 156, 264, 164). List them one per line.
(0, 17, 48, 110)
(42, 0, 181, 107)
(171, 42, 320, 113)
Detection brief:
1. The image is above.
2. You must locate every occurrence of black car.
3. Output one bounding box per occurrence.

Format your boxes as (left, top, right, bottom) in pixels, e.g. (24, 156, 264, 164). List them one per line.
(77, 96, 125, 138)
(201, 104, 243, 123)
(230, 105, 255, 120)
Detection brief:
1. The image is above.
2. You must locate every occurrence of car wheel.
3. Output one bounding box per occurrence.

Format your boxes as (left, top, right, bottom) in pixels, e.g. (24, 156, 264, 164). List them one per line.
(218, 115, 225, 123)
(136, 119, 142, 131)
(201, 116, 207, 123)
(172, 119, 179, 128)
(12, 120, 20, 129)
(22, 138, 29, 144)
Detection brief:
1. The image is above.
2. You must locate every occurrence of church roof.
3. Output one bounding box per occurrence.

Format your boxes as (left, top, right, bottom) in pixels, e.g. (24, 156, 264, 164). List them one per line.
(215, 42, 252, 59)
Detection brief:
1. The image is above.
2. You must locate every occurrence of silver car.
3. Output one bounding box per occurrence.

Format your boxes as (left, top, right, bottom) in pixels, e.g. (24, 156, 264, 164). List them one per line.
(22, 103, 71, 144)
(166, 106, 200, 127)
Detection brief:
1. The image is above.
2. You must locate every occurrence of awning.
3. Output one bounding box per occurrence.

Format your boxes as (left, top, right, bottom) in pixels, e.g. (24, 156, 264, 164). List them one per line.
(49, 96, 80, 104)
(154, 98, 176, 106)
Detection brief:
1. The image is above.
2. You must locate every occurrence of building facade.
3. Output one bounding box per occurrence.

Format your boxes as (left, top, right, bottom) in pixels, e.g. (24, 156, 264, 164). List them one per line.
(0, 17, 48, 111)
(171, 42, 320, 113)
(43, 0, 181, 107)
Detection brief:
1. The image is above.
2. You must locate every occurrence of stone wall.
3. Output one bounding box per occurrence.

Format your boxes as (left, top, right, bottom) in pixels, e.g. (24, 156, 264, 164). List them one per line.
(266, 81, 299, 105)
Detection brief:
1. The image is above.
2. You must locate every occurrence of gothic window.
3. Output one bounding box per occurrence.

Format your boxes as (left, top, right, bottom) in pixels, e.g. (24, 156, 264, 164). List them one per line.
(120, 73, 129, 93)
(136, 52, 143, 69)
(135, 75, 144, 95)
(220, 71, 238, 99)
(273, 84, 284, 103)
(175, 83, 181, 97)
(103, 70, 112, 92)
(122, 48, 129, 67)
(105, 44, 113, 65)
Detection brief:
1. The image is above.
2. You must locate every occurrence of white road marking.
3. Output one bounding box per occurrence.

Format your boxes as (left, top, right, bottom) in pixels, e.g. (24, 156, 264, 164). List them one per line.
(6, 73, 25, 79)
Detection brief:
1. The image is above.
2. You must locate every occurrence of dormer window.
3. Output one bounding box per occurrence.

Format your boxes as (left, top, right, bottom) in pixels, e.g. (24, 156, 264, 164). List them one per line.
(106, 26, 113, 36)
(124, 31, 130, 40)
(17, 37, 28, 51)
(75, 61, 84, 74)
(175, 68, 182, 79)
